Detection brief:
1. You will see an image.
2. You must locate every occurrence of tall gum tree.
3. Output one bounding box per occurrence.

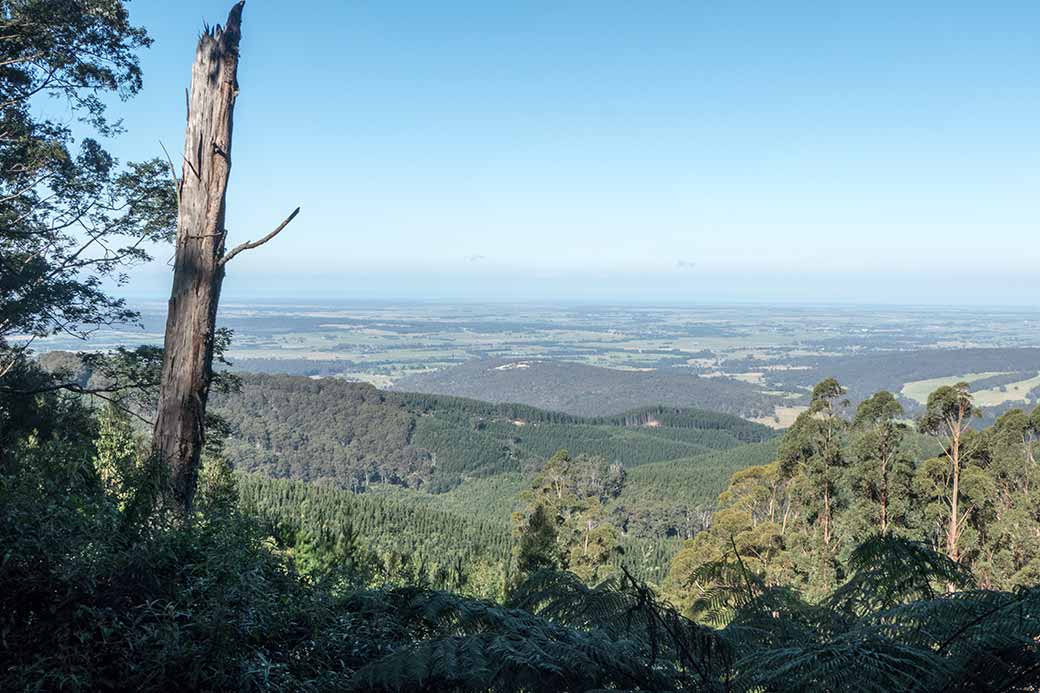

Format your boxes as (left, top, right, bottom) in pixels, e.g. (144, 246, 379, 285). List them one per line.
(850, 391, 907, 536)
(919, 382, 978, 563)
(778, 377, 849, 593)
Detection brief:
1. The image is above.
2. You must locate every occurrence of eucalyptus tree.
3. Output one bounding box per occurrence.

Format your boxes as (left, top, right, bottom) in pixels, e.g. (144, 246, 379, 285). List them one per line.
(974, 406, 1040, 587)
(514, 504, 560, 577)
(515, 450, 625, 584)
(778, 378, 849, 591)
(848, 391, 912, 537)
(918, 382, 979, 562)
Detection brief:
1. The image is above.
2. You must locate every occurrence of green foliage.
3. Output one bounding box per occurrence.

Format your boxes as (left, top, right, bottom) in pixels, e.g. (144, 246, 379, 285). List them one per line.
(772, 379, 850, 593)
(92, 403, 141, 505)
(482, 419, 725, 466)
(920, 382, 980, 436)
(237, 474, 514, 600)
(0, 357, 99, 464)
(345, 583, 681, 692)
(428, 472, 528, 522)
(1, 421, 348, 690)
(596, 404, 776, 443)
(514, 450, 625, 584)
(615, 439, 782, 539)
(212, 372, 769, 493)
(827, 535, 975, 615)
(7, 367, 1040, 692)
(410, 413, 526, 488)
(846, 391, 915, 538)
(669, 378, 1040, 612)
(515, 504, 560, 574)
(0, 0, 174, 378)
(330, 438, 779, 555)
(213, 374, 435, 489)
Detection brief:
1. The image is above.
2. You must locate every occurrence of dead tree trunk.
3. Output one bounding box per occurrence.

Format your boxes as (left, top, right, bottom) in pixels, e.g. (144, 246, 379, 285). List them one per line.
(154, 1, 297, 513)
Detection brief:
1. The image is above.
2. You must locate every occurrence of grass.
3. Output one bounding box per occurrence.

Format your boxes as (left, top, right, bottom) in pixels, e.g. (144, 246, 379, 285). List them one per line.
(900, 372, 1009, 404)
(751, 405, 808, 429)
(972, 371, 1040, 407)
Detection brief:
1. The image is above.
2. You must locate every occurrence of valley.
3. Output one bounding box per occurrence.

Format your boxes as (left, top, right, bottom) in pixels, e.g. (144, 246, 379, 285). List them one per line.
(211, 373, 777, 543)
(7, 0, 1040, 686)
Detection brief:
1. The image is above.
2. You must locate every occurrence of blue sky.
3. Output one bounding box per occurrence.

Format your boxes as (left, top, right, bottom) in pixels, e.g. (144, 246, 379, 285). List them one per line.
(108, 1, 1038, 304)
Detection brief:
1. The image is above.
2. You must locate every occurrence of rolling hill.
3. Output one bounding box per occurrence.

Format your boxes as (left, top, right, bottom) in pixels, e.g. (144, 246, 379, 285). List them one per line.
(391, 358, 778, 418)
(211, 373, 776, 493)
(209, 373, 783, 552)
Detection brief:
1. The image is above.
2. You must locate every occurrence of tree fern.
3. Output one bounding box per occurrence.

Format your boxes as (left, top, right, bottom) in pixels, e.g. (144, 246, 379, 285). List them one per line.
(345, 585, 675, 691)
(827, 534, 974, 616)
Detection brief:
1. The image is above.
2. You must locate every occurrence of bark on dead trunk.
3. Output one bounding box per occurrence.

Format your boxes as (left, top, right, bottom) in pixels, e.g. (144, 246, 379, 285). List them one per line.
(153, 2, 244, 513)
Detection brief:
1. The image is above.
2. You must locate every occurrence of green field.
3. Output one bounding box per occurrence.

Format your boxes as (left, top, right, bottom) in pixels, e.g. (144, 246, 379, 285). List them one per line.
(900, 372, 1008, 404)
(973, 372, 1040, 406)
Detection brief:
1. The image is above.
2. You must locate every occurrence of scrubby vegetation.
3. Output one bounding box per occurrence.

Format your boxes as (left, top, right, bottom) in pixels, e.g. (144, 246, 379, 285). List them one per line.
(5, 391, 1040, 691)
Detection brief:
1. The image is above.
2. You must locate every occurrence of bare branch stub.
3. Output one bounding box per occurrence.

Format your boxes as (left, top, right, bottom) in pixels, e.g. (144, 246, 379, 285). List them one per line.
(158, 140, 181, 204)
(220, 206, 300, 266)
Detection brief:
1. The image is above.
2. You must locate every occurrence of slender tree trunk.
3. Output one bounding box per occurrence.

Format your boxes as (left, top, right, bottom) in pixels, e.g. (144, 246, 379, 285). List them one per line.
(153, 3, 244, 513)
(947, 423, 962, 562)
(880, 457, 889, 535)
(822, 480, 831, 546)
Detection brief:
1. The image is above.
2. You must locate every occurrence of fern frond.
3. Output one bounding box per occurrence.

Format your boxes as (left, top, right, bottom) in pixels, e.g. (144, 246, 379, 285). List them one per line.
(828, 535, 973, 616)
(734, 628, 946, 692)
(510, 568, 735, 688)
(873, 586, 1040, 691)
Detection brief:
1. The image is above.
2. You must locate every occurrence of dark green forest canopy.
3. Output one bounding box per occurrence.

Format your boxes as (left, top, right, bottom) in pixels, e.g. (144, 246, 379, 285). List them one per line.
(392, 357, 780, 418)
(209, 372, 774, 492)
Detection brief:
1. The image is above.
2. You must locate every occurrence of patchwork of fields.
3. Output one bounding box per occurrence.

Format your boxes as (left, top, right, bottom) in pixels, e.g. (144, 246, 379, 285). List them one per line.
(39, 301, 1040, 422)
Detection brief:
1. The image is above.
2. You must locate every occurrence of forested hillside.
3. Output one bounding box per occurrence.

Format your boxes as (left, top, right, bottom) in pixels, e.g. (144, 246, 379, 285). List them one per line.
(615, 440, 781, 538)
(211, 372, 775, 492)
(392, 358, 779, 418)
(237, 474, 514, 597)
(211, 374, 435, 489)
(6, 2, 1040, 691)
(237, 472, 685, 596)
